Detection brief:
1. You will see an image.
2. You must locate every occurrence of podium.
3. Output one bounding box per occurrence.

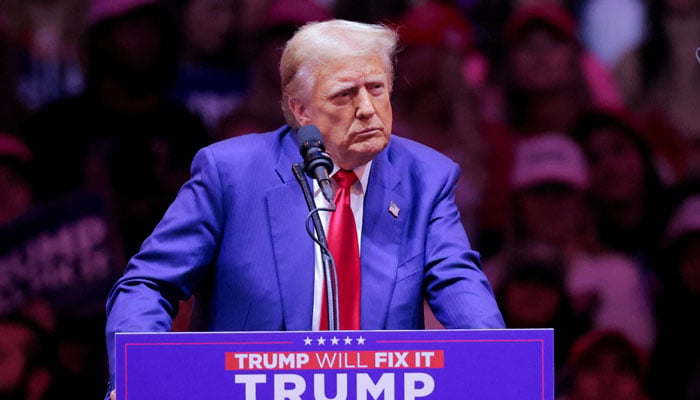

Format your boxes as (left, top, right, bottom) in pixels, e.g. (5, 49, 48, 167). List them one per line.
(116, 329, 553, 399)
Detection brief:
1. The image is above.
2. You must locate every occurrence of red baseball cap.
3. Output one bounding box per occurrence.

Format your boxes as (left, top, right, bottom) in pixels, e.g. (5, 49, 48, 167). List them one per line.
(504, 4, 578, 46)
(567, 329, 647, 376)
(397, 1, 474, 54)
(0, 133, 32, 163)
(86, 0, 159, 28)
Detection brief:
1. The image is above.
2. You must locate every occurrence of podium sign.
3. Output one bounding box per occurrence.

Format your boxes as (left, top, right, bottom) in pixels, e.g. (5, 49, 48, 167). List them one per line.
(116, 329, 553, 400)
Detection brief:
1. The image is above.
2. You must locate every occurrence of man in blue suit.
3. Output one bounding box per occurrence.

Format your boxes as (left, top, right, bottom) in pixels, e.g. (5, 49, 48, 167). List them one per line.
(105, 19, 504, 398)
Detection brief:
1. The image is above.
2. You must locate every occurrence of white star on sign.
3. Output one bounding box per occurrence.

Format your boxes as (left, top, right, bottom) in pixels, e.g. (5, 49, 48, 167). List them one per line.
(344, 336, 353, 345)
(331, 336, 340, 345)
(303, 336, 312, 345)
(356, 336, 366, 345)
(317, 337, 326, 345)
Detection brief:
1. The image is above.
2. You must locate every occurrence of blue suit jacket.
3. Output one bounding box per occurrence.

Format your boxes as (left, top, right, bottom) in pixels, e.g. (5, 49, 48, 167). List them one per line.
(105, 126, 504, 383)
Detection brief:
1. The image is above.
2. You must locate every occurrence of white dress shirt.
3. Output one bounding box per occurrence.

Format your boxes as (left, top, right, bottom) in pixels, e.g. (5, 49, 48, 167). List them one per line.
(311, 162, 371, 330)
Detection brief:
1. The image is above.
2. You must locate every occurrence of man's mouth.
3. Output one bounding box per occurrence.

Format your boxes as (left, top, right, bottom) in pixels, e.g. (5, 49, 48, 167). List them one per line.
(355, 127, 382, 136)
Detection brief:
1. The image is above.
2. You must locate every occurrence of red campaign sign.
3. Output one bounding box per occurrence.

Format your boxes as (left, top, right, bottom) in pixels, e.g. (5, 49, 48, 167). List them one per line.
(116, 329, 554, 400)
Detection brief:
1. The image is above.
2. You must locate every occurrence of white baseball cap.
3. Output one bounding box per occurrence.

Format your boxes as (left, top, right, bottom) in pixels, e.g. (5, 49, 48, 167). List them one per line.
(511, 132, 590, 190)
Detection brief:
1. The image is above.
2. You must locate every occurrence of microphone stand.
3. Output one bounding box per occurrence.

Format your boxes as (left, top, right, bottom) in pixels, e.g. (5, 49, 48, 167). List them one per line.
(292, 163, 339, 331)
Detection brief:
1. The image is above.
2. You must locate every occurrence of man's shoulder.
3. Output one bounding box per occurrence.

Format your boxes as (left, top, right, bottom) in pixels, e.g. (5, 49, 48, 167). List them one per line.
(206, 126, 292, 159)
(386, 135, 459, 172)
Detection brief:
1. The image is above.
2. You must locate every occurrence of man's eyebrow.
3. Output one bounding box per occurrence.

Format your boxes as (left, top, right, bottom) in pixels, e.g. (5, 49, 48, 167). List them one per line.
(325, 75, 388, 96)
(364, 75, 387, 83)
(325, 83, 357, 97)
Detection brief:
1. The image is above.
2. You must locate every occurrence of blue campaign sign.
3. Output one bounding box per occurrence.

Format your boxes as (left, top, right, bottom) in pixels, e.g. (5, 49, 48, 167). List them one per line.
(116, 329, 553, 400)
(0, 191, 122, 316)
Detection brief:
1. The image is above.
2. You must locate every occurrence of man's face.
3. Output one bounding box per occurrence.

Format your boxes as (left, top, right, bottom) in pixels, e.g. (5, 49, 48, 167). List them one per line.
(518, 183, 585, 243)
(291, 55, 393, 170)
(509, 27, 578, 93)
(585, 127, 645, 203)
(183, 0, 235, 55)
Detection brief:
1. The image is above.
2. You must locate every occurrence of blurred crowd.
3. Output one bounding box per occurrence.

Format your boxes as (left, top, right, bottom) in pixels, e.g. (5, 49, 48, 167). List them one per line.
(1, 0, 699, 399)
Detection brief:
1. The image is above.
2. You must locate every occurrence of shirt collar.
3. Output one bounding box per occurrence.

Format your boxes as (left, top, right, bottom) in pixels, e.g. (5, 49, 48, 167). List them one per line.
(332, 161, 372, 194)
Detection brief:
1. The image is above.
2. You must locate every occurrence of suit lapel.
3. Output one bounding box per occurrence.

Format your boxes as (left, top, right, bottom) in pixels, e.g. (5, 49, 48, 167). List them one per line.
(360, 145, 406, 329)
(267, 128, 315, 330)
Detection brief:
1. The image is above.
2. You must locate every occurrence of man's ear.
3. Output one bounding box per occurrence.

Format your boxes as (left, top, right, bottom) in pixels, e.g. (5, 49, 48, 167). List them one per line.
(289, 98, 312, 126)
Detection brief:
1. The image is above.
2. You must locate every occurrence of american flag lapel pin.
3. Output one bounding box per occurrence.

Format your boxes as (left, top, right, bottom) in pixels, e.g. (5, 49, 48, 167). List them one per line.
(388, 201, 400, 218)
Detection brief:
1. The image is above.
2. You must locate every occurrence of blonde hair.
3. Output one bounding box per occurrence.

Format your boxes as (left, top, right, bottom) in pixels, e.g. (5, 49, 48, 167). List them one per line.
(280, 19, 399, 127)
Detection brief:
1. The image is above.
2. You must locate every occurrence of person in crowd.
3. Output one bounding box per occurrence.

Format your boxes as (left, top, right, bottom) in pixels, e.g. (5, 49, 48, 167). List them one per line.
(391, 0, 485, 237)
(391, 1, 490, 327)
(0, 313, 55, 400)
(171, 0, 248, 133)
(484, 133, 655, 351)
(571, 108, 667, 259)
(105, 19, 505, 399)
(21, 0, 208, 257)
(496, 240, 587, 370)
(558, 329, 649, 400)
(465, 0, 577, 72)
(5, 298, 106, 400)
(0, 133, 33, 225)
(20, 3, 208, 396)
(0, 0, 87, 111)
(613, 0, 700, 178)
(648, 184, 700, 400)
(493, 3, 620, 134)
(50, 314, 109, 400)
(477, 3, 623, 256)
(571, 108, 668, 302)
(218, 0, 331, 140)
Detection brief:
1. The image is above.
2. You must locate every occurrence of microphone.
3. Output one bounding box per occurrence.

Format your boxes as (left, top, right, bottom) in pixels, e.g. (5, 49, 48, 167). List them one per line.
(296, 125, 335, 206)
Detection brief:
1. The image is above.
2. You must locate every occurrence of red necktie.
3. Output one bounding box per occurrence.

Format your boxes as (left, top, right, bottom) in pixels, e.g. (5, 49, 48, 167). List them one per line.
(320, 170, 361, 330)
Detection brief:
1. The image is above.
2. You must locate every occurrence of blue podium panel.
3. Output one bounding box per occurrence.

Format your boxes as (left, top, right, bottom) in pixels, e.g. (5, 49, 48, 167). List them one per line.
(116, 329, 553, 400)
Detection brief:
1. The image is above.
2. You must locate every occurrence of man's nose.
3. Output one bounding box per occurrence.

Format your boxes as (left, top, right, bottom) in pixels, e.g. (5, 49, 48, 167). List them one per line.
(355, 89, 376, 119)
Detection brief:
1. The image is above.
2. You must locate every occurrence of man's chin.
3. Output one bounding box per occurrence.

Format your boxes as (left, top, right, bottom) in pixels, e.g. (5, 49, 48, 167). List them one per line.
(343, 141, 388, 168)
